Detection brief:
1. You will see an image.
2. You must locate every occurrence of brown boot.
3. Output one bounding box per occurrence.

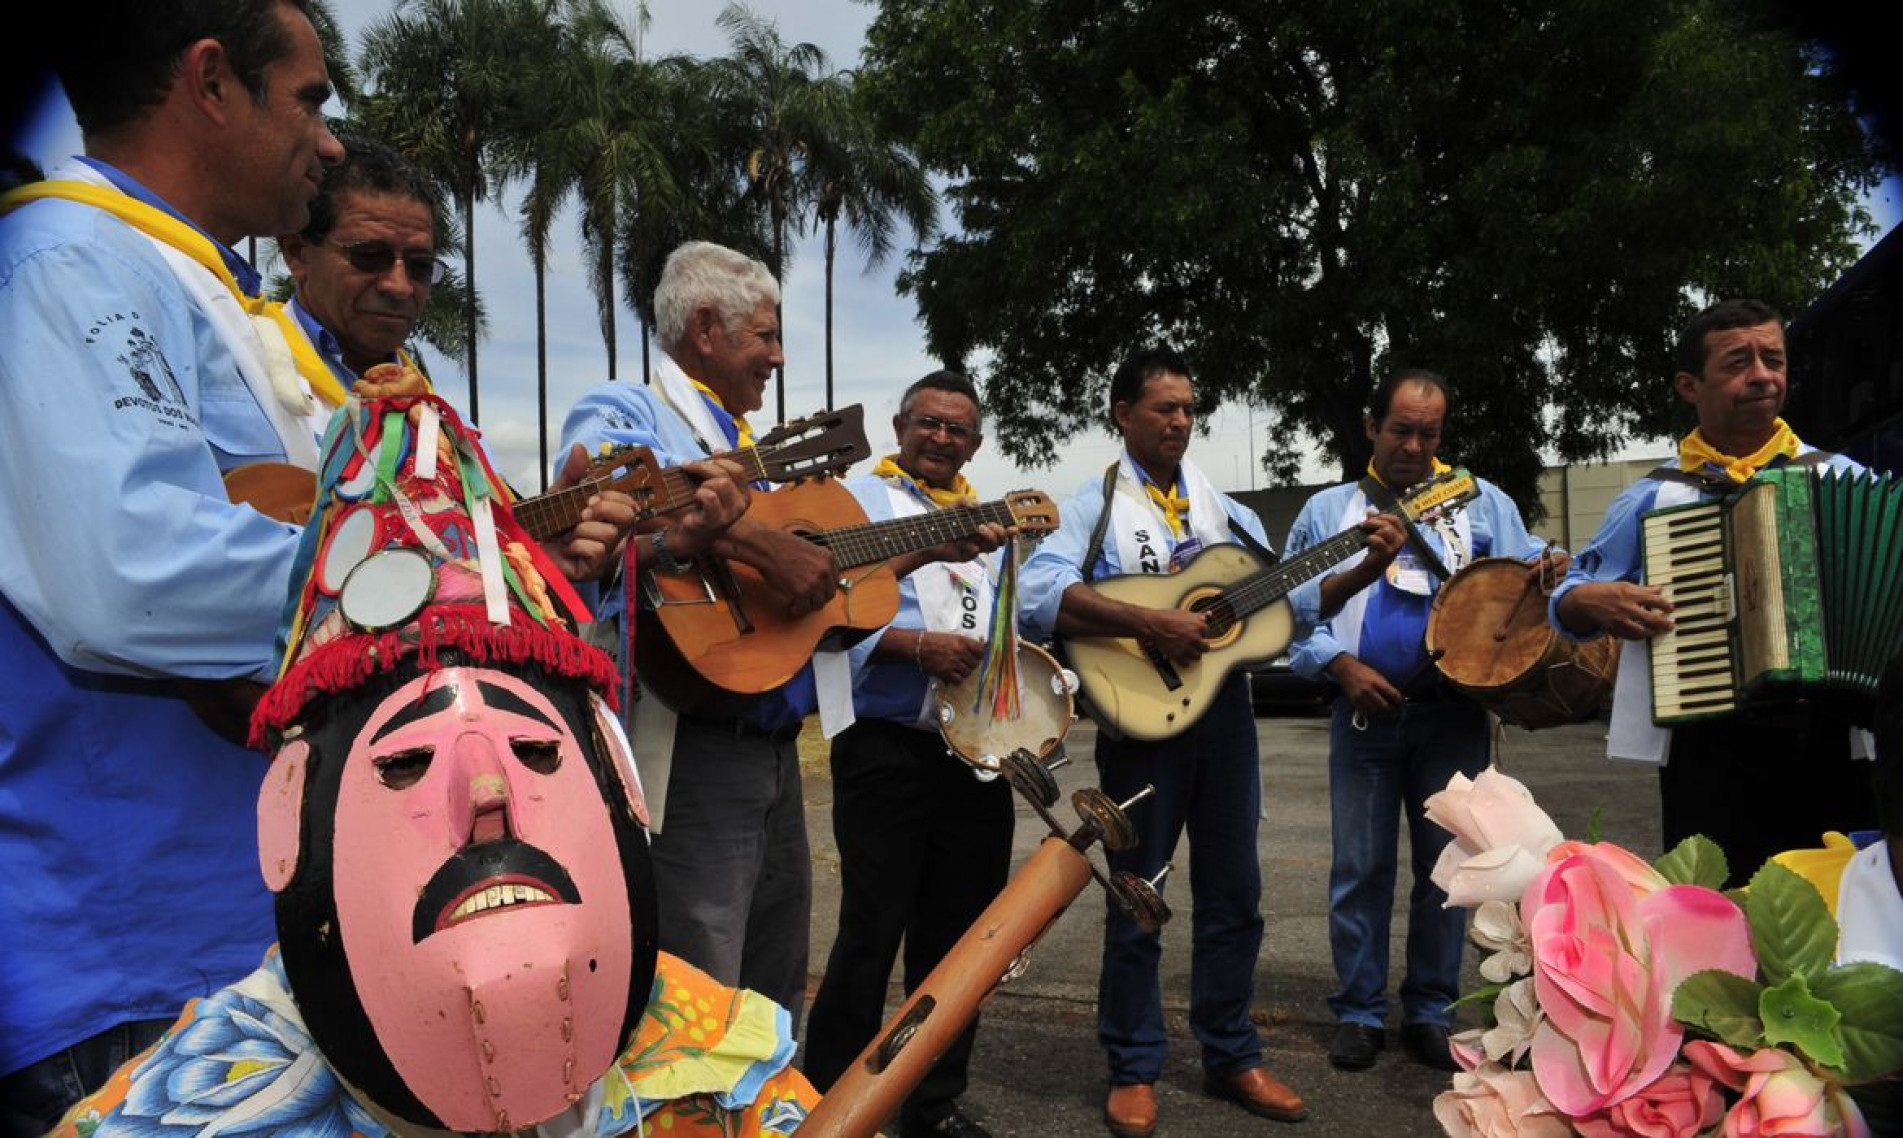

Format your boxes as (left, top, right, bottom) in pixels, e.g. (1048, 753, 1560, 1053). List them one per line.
(1202, 1066, 1308, 1123)
(1104, 1083, 1157, 1138)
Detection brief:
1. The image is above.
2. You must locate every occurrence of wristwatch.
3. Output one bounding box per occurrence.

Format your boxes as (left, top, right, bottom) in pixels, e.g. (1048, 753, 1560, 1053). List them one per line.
(649, 528, 691, 574)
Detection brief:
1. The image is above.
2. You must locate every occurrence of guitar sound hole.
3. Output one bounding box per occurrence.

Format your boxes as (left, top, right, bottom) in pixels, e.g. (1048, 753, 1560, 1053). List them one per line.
(1192, 596, 1237, 635)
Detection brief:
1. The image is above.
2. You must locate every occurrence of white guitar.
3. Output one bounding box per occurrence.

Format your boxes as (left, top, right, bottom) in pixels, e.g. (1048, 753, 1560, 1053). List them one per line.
(1062, 468, 1480, 740)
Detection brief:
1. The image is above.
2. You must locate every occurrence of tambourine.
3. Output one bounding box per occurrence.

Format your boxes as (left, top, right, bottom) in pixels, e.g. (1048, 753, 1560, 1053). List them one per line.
(936, 642, 1077, 776)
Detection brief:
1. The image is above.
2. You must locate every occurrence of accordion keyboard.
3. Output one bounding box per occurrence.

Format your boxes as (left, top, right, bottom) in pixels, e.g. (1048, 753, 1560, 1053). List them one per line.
(1641, 504, 1737, 719)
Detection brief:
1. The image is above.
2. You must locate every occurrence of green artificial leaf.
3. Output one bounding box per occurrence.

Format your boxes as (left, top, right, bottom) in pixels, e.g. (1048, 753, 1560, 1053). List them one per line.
(1674, 968, 1766, 1048)
(1655, 834, 1729, 888)
(1813, 962, 1903, 1082)
(1747, 862, 1838, 985)
(1449, 980, 1512, 1020)
(1760, 973, 1846, 1068)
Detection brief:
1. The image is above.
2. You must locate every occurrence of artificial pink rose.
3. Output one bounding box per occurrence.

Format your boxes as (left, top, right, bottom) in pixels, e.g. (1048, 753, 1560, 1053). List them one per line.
(1433, 1061, 1573, 1138)
(1426, 768, 1566, 907)
(1684, 1041, 1871, 1138)
(1523, 842, 1757, 1118)
(1574, 1061, 1725, 1138)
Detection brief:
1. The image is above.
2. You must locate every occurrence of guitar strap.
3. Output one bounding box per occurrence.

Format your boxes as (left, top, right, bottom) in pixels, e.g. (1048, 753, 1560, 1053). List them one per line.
(1644, 448, 1833, 493)
(1080, 463, 1121, 585)
(1358, 475, 1452, 581)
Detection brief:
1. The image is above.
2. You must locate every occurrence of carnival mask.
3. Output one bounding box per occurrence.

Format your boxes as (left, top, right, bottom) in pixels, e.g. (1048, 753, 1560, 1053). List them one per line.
(260, 665, 656, 1132)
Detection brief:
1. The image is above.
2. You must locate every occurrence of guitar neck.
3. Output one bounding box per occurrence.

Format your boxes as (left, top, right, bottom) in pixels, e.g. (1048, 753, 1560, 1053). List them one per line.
(1219, 522, 1374, 619)
(514, 444, 772, 541)
(813, 499, 1019, 569)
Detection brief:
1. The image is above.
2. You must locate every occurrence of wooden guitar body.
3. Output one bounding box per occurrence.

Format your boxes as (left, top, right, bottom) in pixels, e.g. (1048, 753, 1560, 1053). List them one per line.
(1066, 544, 1295, 741)
(635, 478, 900, 714)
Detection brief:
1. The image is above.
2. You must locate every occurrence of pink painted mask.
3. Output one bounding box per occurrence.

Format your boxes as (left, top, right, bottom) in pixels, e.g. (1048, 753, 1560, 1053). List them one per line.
(265, 665, 656, 1132)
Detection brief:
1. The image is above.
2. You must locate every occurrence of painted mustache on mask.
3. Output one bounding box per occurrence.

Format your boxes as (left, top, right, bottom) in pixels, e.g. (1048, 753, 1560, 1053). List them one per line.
(412, 839, 581, 943)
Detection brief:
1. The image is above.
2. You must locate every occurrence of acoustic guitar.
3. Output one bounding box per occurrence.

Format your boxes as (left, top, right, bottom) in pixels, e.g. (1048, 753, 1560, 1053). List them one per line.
(1062, 467, 1479, 741)
(635, 486, 1060, 715)
(221, 404, 871, 540)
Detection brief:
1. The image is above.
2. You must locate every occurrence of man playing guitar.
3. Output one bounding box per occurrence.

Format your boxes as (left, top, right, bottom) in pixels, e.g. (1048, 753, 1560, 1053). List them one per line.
(1018, 347, 1318, 1136)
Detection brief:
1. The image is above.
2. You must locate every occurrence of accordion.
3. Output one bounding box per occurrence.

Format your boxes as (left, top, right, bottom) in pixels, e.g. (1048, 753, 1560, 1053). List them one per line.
(1640, 465, 1903, 726)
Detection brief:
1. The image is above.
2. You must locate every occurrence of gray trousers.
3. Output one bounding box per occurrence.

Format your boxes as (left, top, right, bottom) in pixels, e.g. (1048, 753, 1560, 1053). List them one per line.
(650, 715, 813, 1031)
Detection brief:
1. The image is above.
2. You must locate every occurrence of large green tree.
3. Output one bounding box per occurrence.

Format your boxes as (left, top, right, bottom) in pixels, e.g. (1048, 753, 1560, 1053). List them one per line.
(861, 0, 1884, 504)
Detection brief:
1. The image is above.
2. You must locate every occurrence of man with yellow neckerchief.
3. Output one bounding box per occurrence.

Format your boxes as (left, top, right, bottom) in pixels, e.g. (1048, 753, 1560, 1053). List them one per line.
(559, 240, 843, 1029)
(1020, 347, 1318, 1136)
(1554, 299, 1879, 887)
(1283, 368, 1556, 1075)
(0, 2, 346, 1130)
(804, 371, 1014, 1138)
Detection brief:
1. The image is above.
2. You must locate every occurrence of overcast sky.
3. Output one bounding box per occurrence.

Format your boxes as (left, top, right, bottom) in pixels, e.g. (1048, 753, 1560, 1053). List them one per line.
(11, 0, 1900, 507)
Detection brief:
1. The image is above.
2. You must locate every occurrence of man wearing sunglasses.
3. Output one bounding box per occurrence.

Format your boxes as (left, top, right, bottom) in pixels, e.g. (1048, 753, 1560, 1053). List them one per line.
(279, 137, 445, 385)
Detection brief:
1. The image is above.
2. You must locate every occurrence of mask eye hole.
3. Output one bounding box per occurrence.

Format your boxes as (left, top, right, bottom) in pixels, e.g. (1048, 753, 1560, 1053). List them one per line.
(512, 738, 562, 775)
(375, 746, 434, 789)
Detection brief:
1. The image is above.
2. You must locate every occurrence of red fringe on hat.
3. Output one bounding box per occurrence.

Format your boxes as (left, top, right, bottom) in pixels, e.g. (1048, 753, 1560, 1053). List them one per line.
(248, 604, 620, 749)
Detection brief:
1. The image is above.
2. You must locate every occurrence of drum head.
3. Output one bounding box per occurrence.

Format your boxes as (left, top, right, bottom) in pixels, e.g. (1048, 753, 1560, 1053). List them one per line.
(339, 548, 436, 631)
(937, 642, 1074, 772)
(317, 505, 378, 595)
(1426, 557, 1554, 691)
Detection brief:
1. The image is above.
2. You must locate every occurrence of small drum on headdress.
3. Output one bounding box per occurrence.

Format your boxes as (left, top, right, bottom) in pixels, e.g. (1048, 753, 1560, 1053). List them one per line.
(1424, 556, 1618, 731)
(936, 642, 1076, 775)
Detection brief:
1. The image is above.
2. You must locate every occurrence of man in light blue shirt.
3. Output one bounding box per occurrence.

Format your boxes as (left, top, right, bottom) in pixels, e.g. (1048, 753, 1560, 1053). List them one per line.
(1020, 347, 1315, 1136)
(0, 1, 343, 1128)
(1282, 369, 1552, 1074)
(1552, 299, 1876, 886)
(559, 241, 842, 1027)
(803, 371, 1013, 1138)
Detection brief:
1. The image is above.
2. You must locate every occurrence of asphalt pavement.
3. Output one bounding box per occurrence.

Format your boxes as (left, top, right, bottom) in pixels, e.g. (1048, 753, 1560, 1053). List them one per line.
(795, 707, 1663, 1136)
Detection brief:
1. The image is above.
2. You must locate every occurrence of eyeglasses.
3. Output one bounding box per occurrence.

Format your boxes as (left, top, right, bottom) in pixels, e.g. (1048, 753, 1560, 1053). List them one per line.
(328, 240, 448, 285)
(908, 414, 978, 441)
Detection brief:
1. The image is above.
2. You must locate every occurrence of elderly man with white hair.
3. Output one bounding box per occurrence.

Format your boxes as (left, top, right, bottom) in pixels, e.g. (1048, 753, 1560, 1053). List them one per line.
(560, 241, 840, 1027)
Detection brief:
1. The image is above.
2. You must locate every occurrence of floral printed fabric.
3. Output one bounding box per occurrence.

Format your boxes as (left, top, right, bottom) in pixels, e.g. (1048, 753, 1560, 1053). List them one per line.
(56, 950, 815, 1137)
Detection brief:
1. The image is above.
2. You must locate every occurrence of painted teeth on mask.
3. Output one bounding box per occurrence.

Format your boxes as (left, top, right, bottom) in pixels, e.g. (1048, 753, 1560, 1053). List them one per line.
(447, 883, 556, 922)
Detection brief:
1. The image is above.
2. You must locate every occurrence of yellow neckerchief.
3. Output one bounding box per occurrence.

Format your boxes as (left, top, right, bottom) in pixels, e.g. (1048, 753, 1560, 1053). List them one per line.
(871, 453, 976, 508)
(1364, 455, 1452, 490)
(1678, 418, 1800, 485)
(687, 377, 755, 450)
(1141, 474, 1192, 538)
(1, 180, 348, 408)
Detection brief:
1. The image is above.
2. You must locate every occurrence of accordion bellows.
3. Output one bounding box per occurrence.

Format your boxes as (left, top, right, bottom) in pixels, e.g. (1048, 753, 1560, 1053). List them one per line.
(1641, 465, 1903, 726)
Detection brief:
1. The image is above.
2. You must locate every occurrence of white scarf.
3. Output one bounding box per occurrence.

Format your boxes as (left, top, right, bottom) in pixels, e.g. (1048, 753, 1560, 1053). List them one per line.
(57, 161, 324, 469)
(884, 479, 996, 726)
(652, 351, 733, 457)
(1107, 452, 1232, 575)
(1323, 480, 1472, 659)
(1605, 479, 1699, 764)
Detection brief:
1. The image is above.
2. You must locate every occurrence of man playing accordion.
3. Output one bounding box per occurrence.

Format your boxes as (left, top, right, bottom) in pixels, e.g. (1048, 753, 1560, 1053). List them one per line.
(1551, 298, 1879, 886)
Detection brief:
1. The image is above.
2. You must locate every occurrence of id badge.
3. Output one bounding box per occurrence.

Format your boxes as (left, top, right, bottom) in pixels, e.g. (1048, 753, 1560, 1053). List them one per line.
(1386, 546, 1433, 596)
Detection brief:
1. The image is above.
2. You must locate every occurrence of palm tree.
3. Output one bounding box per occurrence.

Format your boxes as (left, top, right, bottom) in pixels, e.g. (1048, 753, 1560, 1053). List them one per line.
(357, 0, 557, 424)
(802, 73, 938, 409)
(616, 53, 773, 383)
(706, 3, 852, 421)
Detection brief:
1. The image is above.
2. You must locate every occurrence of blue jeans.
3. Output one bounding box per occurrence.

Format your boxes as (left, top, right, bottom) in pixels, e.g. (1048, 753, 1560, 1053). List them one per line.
(1096, 676, 1264, 1084)
(1326, 698, 1488, 1029)
(0, 1019, 170, 1136)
